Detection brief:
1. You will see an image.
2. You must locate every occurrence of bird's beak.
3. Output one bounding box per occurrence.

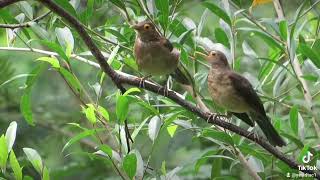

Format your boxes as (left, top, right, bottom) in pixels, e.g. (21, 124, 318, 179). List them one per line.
(130, 24, 139, 30)
(195, 51, 207, 59)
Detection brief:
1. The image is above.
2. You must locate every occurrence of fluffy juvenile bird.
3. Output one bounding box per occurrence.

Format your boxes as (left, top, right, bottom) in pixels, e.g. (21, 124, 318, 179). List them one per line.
(132, 20, 191, 86)
(204, 50, 286, 147)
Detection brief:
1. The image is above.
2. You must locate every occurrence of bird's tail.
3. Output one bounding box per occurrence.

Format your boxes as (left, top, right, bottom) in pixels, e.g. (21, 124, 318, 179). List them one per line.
(253, 113, 286, 147)
(172, 66, 191, 85)
(171, 65, 197, 97)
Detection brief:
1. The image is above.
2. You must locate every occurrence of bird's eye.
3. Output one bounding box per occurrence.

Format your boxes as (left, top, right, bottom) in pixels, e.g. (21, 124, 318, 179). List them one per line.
(210, 51, 217, 56)
(144, 24, 150, 30)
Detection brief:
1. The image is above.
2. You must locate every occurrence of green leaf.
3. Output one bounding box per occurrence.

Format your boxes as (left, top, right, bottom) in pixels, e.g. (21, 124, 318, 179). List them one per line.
(18, 1, 33, 20)
(279, 20, 288, 41)
(281, 133, 304, 148)
(42, 166, 50, 180)
(20, 66, 44, 126)
(289, 105, 298, 136)
(97, 106, 109, 122)
(203, 2, 232, 27)
(21, 92, 33, 125)
(131, 117, 149, 140)
(36, 57, 60, 69)
(23, 148, 43, 174)
(5, 121, 17, 153)
(298, 43, 320, 68)
(59, 68, 82, 93)
(167, 125, 178, 138)
(40, 41, 69, 61)
(55, 27, 74, 52)
(202, 129, 234, 145)
(215, 28, 230, 48)
(29, 23, 50, 40)
(148, 116, 161, 142)
(0, 9, 30, 39)
(82, 104, 97, 124)
(105, 29, 128, 43)
(86, 0, 94, 22)
(123, 87, 141, 96)
(300, 74, 318, 82)
(98, 145, 113, 157)
(9, 150, 22, 180)
(211, 158, 222, 179)
(62, 128, 104, 152)
(107, 45, 120, 65)
(155, 0, 169, 29)
(53, 0, 78, 18)
(116, 95, 129, 123)
(123, 154, 137, 180)
(0, 74, 34, 89)
(195, 150, 220, 173)
(0, 135, 8, 173)
(109, 0, 126, 11)
(238, 27, 283, 50)
(178, 29, 194, 45)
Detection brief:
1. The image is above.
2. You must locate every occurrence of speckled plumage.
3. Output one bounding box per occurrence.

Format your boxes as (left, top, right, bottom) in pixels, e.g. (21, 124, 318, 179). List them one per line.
(205, 50, 286, 147)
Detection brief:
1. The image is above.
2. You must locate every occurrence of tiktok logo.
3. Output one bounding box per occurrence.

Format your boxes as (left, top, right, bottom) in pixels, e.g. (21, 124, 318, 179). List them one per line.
(302, 151, 313, 164)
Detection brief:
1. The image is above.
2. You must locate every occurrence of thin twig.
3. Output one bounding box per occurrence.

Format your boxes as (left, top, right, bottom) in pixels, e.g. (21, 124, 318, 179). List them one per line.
(0, 11, 51, 29)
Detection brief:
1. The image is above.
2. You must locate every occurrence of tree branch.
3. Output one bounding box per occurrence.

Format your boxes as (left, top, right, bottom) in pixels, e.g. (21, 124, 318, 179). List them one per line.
(0, 11, 51, 29)
(2, 0, 320, 177)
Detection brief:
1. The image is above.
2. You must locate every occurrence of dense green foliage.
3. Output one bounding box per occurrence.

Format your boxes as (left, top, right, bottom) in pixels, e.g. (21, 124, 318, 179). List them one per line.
(0, 0, 320, 179)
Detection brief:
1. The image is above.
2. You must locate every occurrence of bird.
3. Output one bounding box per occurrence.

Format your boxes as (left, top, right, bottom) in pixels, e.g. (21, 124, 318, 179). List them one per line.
(203, 50, 286, 147)
(131, 20, 193, 90)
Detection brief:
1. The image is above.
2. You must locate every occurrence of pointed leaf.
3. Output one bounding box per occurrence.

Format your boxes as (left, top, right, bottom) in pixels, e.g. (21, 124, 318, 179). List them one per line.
(148, 116, 161, 142)
(9, 150, 22, 180)
(23, 148, 43, 174)
(289, 105, 298, 136)
(116, 95, 129, 123)
(5, 121, 17, 152)
(203, 2, 232, 27)
(123, 153, 137, 180)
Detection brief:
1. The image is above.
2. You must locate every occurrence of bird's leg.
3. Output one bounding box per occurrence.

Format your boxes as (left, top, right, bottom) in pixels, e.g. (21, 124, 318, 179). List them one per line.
(157, 76, 171, 97)
(138, 75, 152, 88)
(206, 112, 218, 123)
(226, 112, 233, 123)
(247, 127, 259, 144)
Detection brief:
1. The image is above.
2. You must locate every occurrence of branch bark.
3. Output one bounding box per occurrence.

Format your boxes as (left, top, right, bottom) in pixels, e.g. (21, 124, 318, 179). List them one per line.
(0, 11, 51, 29)
(1, 0, 320, 178)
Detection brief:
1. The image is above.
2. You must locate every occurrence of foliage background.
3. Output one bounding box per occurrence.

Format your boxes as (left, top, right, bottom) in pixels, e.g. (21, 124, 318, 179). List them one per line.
(0, 0, 319, 179)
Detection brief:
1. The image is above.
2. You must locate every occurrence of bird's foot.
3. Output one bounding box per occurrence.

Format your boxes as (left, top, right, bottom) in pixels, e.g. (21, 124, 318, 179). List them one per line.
(247, 129, 259, 143)
(206, 112, 218, 123)
(138, 75, 152, 88)
(157, 85, 170, 97)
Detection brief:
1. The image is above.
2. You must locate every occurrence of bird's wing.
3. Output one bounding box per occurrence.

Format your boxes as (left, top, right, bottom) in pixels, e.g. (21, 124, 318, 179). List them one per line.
(228, 72, 267, 116)
(160, 38, 174, 52)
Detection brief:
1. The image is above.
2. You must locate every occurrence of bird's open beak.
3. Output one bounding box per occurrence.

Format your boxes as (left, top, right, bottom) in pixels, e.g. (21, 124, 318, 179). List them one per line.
(195, 51, 207, 59)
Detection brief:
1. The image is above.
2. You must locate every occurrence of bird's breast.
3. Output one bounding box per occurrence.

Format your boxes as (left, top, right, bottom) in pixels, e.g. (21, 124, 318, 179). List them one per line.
(207, 70, 250, 113)
(134, 40, 179, 76)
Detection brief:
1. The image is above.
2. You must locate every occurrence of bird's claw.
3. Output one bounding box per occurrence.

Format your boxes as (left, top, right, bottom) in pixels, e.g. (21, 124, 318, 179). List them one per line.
(247, 129, 259, 143)
(206, 112, 217, 123)
(138, 75, 151, 88)
(157, 85, 169, 97)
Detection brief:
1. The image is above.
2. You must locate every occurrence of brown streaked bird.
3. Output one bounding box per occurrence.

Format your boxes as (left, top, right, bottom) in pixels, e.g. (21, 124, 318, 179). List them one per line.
(132, 20, 192, 86)
(204, 50, 286, 147)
